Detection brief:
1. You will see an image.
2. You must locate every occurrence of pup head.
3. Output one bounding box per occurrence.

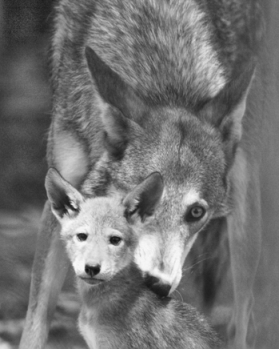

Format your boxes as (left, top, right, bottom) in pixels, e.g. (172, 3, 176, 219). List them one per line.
(45, 168, 164, 285)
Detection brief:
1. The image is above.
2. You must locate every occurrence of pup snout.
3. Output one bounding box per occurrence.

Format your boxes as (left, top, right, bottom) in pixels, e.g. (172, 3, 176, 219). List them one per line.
(145, 275, 171, 297)
(85, 264, 101, 277)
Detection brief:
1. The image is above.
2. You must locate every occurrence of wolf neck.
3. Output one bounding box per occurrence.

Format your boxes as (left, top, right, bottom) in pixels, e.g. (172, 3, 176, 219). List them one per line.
(79, 263, 146, 308)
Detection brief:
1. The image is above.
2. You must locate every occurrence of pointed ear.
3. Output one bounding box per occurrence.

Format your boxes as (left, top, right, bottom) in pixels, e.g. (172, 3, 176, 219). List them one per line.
(85, 46, 147, 159)
(102, 106, 129, 159)
(218, 93, 248, 168)
(45, 168, 84, 220)
(200, 62, 255, 169)
(123, 172, 164, 223)
(85, 46, 147, 120)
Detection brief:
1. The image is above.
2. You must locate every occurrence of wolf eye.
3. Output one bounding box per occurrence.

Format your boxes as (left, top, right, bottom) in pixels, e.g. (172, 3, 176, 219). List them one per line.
(76, 233, 88, 241)
(109, 236, 122, 246)
(185, 205, 206, 223)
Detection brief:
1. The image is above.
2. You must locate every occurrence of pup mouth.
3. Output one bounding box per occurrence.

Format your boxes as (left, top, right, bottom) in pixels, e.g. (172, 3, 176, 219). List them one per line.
(79, 277, 105, 285)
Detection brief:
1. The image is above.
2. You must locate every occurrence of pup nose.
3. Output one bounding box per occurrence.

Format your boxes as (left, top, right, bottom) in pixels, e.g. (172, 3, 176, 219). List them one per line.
(85, 264, 101, 277)
(145, 275, 171, 298)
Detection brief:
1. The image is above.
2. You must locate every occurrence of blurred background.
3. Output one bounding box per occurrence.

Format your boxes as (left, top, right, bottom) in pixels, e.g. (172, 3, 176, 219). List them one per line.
(0, 1, 86, 348)
(0, 1, 279, 349)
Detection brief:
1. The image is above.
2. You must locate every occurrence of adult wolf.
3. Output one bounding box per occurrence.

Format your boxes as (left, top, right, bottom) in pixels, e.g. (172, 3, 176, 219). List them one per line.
(19, 0, 267, 349)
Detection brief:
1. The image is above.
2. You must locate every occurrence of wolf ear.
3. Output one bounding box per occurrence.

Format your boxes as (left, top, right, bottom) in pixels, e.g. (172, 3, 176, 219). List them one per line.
(45, 168, 84, 220)
(85, 46, 146, 158)
(201, 63, 254, 169)
(218, 94, 248, 168)
(123, 172, 164, 223)
(85, 46, 146, 120)
(101, 106, 129, 159)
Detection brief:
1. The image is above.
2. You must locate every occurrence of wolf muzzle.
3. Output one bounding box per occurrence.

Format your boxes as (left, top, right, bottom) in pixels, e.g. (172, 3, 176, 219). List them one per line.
(145, 275, 171, 298)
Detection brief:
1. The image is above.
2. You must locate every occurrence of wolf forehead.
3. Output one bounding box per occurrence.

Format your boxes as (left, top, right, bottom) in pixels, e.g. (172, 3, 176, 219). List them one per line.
(156, 114, 225, 166)
(114, 112, 227, 203)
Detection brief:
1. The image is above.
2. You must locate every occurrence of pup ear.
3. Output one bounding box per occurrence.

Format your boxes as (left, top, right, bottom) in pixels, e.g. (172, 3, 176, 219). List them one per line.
(85, 46, 146, 159)
(123, 172, 164, 223)
(45, 168, 84, 220)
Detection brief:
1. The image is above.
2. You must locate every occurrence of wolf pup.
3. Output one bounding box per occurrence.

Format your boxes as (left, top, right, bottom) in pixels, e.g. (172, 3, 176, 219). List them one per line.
(20, 1, 264, 349)
(45, 168, 222, 349)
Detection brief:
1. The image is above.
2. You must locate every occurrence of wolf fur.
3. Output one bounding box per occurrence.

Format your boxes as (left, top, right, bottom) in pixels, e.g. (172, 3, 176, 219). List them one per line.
(46, 168, 222, 349)
(19, 1, 266, 349)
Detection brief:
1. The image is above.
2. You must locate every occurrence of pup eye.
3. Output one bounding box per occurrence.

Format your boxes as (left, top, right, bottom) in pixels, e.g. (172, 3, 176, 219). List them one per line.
(76, 233, 88, 241)
(109, 236, 122, 246)
(185, 205, 206, 223)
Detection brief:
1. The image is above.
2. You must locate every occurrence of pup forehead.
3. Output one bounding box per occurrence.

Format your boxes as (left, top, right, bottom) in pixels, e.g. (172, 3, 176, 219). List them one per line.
(59, 196, 128, 236)
(79, 196, 126, 226)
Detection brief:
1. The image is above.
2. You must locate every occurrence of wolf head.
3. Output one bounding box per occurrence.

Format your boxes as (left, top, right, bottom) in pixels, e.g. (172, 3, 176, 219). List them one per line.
(78, 44, 254, 294)
(45, 168, 164, 288)
(50, 0, 259, 295)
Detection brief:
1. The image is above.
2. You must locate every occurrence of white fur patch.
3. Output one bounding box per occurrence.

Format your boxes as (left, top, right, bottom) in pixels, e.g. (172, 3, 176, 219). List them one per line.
(79, 320, 99, 349)
(53, 131, 88, 186)
(182, 188, 200, 207)
(167, 232, 198, 294)
(152, 267, 179, 288)
(72, 258, 86, 277)
(134, 234, 161, 273)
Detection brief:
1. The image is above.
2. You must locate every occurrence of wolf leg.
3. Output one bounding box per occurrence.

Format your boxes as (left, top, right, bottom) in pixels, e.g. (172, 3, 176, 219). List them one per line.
(19, 201, 70, 349)
(227, 150, 261, 349)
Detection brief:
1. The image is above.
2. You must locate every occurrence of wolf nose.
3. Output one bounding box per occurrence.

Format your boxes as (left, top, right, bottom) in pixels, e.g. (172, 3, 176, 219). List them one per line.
(85, 264, 101, 277)
(145, 276, 171, 298)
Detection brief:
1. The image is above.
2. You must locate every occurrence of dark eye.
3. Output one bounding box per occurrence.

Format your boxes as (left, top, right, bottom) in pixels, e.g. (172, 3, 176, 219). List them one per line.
(76, 233, 88, 241)
(109, 236, 122, 246)
(185, 205, 206, 222)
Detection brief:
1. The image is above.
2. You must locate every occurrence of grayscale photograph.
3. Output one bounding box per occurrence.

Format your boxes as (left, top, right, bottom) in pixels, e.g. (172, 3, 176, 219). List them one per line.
(0, 1, 278, 348)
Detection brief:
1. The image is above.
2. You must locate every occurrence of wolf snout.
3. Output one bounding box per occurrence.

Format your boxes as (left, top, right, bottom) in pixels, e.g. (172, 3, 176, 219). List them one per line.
(85, 264, 101, 277)
(145, 275, 171, 298)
